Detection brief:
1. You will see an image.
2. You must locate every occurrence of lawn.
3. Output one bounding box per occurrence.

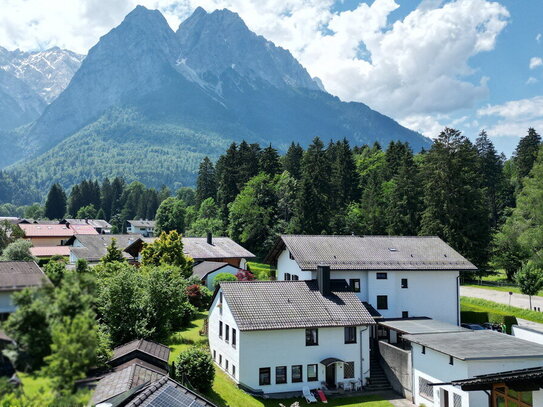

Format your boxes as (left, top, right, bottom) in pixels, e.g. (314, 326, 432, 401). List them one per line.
(247, 261, 274, 280)
(168, 314, 393, 407)
(18, 373, 52, 398)
(461, 296, 543, 324)
(464, 283, 543, 297)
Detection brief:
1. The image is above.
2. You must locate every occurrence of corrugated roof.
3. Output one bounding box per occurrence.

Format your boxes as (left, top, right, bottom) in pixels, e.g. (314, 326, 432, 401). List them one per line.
(267, 235, 476, 271)
(19, 223, 74, 237)
(30, 246, 71, 257)
(192, 261, 232, 279)
(69, 234, 141, 262)
(219, 280, 375, 331)
(447, 367, 543, 389)
(111, 339, 170, 364)
(403, 330, 543, 360)
(0, 261, 50, 291)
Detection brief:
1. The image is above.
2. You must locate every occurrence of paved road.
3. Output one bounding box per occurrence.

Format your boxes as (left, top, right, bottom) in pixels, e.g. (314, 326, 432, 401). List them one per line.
(460, 286, 543, 310)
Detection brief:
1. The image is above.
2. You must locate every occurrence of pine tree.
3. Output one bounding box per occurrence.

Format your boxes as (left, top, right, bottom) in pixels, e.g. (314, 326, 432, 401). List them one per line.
(101, 238, 125, 263)
(237, 141, 260, 188)
(259, 144, 281, 176)
(514, 128, 541, 181)
(100, 178, 113, 220)
(330, 139, 360, 208)
(295, 138, 332, 234)
(420, 128, 491, 268)
(216, 143, 241, 222)
(282, 142, 304, 179)
(44, 183, 67, 220)
(196, 157, 217, 206)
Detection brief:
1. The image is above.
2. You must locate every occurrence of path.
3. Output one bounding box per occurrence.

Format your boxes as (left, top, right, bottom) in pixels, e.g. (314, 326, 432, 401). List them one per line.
(460, 286, 543, 310)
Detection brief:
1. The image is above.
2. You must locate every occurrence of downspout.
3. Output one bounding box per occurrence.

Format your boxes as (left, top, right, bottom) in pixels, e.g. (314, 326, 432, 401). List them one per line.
(360, 326, 369, 385)
(456, 275, 460, 326)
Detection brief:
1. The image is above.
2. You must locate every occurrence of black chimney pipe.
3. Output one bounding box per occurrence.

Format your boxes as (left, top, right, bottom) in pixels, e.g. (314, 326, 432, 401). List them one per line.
(207, 232, 213, 245)
(317, 265, 331, 296)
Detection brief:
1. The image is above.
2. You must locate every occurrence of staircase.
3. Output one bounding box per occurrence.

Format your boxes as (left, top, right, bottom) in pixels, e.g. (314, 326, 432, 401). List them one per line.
(365, 351, 392, 392)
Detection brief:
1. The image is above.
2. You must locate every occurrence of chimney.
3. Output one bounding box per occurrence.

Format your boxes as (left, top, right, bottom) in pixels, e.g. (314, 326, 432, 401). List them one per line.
(317, 265, 330, 296)
(207, 232, 213, 245)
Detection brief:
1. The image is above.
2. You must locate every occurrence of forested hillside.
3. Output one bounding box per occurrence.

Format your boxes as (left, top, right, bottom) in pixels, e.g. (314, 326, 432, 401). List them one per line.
(3, 127, 542, 276)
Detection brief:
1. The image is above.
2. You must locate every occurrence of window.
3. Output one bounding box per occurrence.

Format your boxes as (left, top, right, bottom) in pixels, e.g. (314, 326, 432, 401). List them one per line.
(226, 359, 229, 371)
(285, 273, 291, 281)
(402, 311, 409, 319)
(449, 356, 454, 365)
(344, 327, 357, 344)
(292, 275, 299, 281)
(213, 350, 216, 361)
(292, 365, 303, 383)
(307, 364, 318, 382)
(493, 384, 533, 407)
(259, 368, 271, 386)
(419, 377, 434, 401)
(453, 393, 462, 407)
(344, 362, 355, 379)
(376, 272, 388, 280)
(232, 328, 237, 348)
(377, 295, 388, 310)
(219, 321, 223, 338)
(225, 324, 230, 342)
(349, 279, 361, 293)
(219, 354, 222, 366)
(401, 278, 408, 288)
(232, 365, 236, 378)
(422, 346, 426, 354)
(306, 328, 318, 346)
(219, 292, 223, 314)
(276, 366, 287, 384)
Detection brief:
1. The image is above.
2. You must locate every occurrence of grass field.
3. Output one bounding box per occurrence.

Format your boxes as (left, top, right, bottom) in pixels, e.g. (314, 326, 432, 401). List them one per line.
(464, 283, 543, 297)
(169, 314, 393, 407)
(18, 373, 52, 398)
(247, 261, 274, 280)
(461, 296, 543, 324)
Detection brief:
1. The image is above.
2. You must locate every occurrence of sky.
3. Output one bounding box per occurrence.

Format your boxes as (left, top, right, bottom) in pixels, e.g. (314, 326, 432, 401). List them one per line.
(0, 0, 541, 154)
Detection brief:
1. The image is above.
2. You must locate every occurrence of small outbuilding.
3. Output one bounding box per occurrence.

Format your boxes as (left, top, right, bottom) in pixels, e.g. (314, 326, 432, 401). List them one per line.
(0, 261, 50, 315)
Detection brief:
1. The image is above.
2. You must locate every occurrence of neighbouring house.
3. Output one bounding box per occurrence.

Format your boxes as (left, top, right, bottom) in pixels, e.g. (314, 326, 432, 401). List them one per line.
(512, 324, 543, 346)
(208, 266, 375, 395)
(108, 339, 170, 373)
(0, 217, 19, 225)
(29, 245, 71, 261)
(0, 261, 50, 316)
(126, 220, 156, 237)
(65, 234, 142, 265)
(403, 330, 543, 407)
(125, 233, 255, 268)
(192, 261, 240, 289)
(442, 367, 543, 407)
(265, 235, 477, 324)
(0, 330, 15, 380)
(19, 223, 74, 247)
(61, 219, 112, 234)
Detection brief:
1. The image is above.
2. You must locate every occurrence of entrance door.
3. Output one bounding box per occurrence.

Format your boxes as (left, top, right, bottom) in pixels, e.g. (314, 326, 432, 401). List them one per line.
(325, 364, 336, 388)
(442, 389, 450, 407)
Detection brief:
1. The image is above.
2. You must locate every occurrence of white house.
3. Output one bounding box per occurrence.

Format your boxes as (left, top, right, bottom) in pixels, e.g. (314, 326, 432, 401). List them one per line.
(0, 261, 50, 316)
(126, 220, 156, 237)
(192, 261, 240, 289)
(265, 235, 477, 325)
(403, 330, 543, 407)
(208, 266, 375, 395)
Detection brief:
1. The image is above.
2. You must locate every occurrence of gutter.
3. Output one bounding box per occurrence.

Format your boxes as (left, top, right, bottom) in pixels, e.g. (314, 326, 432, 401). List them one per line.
(456, 275, 460, 326)
(360, 326, 369, 384)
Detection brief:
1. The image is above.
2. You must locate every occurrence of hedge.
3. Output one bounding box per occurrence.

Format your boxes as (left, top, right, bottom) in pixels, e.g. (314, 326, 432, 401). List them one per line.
(460, 310, 517, 334)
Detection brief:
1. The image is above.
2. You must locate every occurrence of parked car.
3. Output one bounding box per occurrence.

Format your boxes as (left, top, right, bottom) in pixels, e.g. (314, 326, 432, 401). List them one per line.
(461, 323, 486, 330)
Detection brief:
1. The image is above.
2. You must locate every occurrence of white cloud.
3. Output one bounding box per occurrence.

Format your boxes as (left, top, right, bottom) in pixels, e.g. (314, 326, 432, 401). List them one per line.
(537, 33, 542, 43)
(0, 0, 510, 128)
(529, 57, 543, 70)
(478, 97, 543, 138)
(526, 77, 539, 85)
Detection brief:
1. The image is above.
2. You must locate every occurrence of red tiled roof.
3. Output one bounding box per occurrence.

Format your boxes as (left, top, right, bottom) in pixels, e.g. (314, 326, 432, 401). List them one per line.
(30, 246, 71, 257)
(69, 224, 99, 235)
(19, 224, 74, 237)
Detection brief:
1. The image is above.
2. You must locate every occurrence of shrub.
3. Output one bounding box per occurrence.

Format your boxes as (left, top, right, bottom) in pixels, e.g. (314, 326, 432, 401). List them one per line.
(174, 347, 215, 392)
(186, 284, 213, 310)
(236, 269, 255, 281)
(213, 273, 237, 288)
(460, 310, 518, 334)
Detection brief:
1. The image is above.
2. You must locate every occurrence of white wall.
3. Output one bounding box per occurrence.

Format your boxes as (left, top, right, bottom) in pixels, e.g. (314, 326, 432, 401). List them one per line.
(0, 291, 15, 313)
(535, 390, 543, 405)
(276, 249, 312, 281)
(205, 265, 239, 290)
(512, 325, 543, 345)
(208, 289, 240, 382)
(239, 326, 370, 394)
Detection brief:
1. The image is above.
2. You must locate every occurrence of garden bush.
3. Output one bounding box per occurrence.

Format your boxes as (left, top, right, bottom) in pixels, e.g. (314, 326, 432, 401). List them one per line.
(173, 347, 215, 392)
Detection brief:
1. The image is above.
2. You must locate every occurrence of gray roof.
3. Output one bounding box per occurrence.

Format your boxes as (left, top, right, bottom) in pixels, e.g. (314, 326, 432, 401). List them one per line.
(192, 261, 232, 279)
(111, 339, 170, 364)
(69, 234, 142, 262)
(379, 318, 468, 335)
(63, 219, 112, 229)
(403, 330, 543, 361)
(219, 280, 375, 331)
(266, 235, 476, 271)
(0, 261, 50, 291)
(128, 220, 156, 228)
(183, 237, 255, 260)
(91, 362, 165, 405)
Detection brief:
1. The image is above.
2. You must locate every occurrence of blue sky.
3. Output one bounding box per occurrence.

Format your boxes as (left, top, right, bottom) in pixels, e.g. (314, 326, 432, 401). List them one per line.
(0, 0, 540, 154)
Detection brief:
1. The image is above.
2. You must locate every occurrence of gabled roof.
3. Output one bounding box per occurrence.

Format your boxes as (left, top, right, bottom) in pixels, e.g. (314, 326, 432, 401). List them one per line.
(62, 219, 112, 229)
(403, 330, 543, 361)
(218, 280, 375, 331)
(68, 234, 142, 262)
(128, 220, 156, 228)
(111, 339, 170, 365)
(68, 224, 99, 235)
(19, 223, 74, 237)
(0, 261, 50, 291)
(192, 261, 233, 279)
(30, 246, 71, 257)
(265, 235, 477, 271)
(91, 362, 165, 405)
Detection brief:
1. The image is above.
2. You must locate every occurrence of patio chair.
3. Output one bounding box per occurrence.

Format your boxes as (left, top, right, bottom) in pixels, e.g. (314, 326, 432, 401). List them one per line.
(303, 386, 317, 404)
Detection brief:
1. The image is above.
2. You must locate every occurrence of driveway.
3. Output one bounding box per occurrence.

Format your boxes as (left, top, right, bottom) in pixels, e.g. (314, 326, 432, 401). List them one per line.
(460, 286, 543, 310)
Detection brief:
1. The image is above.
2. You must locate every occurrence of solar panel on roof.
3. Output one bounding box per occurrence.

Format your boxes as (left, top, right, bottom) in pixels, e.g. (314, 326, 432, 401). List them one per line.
(145, 385, 208, 407)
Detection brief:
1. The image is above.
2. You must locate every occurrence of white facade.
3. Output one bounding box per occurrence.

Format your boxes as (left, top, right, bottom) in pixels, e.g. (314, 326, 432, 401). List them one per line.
(127, 225, 154, 237)
(204, 265, 239, 290)
(276, 249, 460, 324)
(0, 291, 16, 314)
(512, 325, 543, 345)
(208, 289, 371, 394)
(411, 343, 543, 407)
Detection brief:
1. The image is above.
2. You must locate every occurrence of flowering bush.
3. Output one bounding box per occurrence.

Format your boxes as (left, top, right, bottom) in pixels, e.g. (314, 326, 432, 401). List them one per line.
(236, 269, 255, 281)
